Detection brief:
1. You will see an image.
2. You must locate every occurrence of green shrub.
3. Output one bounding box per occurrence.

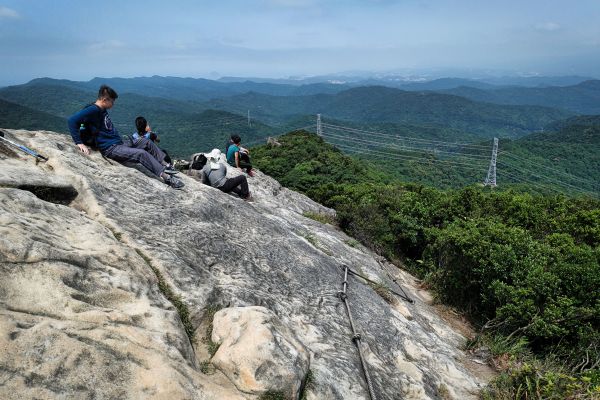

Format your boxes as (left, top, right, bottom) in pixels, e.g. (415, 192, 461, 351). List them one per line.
(302, 211, 336, 225)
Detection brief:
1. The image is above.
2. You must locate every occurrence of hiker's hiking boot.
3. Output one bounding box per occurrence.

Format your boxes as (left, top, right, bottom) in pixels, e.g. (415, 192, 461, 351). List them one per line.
(244, 194, 254, 202)
(165, 175, 185, 189)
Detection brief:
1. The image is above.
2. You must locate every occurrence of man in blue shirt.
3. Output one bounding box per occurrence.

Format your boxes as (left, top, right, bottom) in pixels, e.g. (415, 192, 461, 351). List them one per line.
(67, 85, 183, 189)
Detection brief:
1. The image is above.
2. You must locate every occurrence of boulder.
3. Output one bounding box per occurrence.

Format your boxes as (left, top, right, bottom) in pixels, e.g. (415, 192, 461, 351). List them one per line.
(211, 306, 310, 398)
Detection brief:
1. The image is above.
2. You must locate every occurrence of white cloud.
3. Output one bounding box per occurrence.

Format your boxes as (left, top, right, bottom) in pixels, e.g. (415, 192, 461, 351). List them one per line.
(534, 21, 561, 32)
(0, 6, 19, 19)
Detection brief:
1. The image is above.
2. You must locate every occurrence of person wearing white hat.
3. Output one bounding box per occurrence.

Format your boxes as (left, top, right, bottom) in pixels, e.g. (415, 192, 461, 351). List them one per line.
(201, 149, 253, 201)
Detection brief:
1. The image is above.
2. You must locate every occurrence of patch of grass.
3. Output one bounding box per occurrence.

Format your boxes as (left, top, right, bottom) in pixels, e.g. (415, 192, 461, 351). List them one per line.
(202, 305, 223, 358)
(437, 384, 451, 400)
(300, 369, 315, 400)
(107, 226, 123, 242)
(300, 232, 333, 256)
(302, 232, 319, 247)
(303, 211, 336, 225)
(199, 360, 215, 375)
(466, 333, 529, 368)
(471, 334, 600, 400)
(482, 360, 600, 400)
(259, 390, 287, 400)
(368, 281, 395, 304)
(134, 249, 195, 342)
(344, 238, 360, 248)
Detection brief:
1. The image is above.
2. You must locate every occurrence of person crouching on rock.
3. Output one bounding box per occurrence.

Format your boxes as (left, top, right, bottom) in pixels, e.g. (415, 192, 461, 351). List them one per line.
(133, 116, 172, 165)
(226, 134, 255, 177)
(67, 85, 183, 189)
(202, 149, 253, 201)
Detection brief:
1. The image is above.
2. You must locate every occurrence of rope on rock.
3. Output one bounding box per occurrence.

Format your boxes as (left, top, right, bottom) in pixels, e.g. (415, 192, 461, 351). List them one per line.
(338, 264, 378, 400)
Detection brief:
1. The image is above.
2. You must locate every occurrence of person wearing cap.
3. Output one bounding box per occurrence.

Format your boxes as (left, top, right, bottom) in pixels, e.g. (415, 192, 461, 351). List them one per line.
(202, 149, 253, 201)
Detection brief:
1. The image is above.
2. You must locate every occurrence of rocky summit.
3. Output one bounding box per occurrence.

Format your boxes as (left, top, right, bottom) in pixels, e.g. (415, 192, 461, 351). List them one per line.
(0, 129, 492, 399)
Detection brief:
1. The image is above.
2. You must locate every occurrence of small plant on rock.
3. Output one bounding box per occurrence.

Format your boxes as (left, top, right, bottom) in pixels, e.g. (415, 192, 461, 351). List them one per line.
(259, 390, 287, 400)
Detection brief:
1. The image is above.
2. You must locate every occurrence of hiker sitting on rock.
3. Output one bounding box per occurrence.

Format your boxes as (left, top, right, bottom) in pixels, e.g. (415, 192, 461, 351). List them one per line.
(133, 116, 172, 165)
(67, 85, 183, 189)
(202, 149, 253, 201)
(226, 135, 254, 177)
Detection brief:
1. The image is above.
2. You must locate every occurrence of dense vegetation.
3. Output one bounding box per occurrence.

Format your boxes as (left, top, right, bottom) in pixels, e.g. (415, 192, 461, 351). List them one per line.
(252, 131, 600, 399)
(0, 98, 66, 132)
(315, 115, 600, 197)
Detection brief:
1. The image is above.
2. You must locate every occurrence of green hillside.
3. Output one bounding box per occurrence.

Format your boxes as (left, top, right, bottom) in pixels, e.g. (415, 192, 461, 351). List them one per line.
(535, 114, 600, 142)
(252, 130, 600, 399)
(301, 115, 600, 197)
(495, 116, 600, 196)
(0, 98, 66, 133)
(205, 86, 574, 138)
(443, 80, 600, 114)
(156, 109, 279, 158)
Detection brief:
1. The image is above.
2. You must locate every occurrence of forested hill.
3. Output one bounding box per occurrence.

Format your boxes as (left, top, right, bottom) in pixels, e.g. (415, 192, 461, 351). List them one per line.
(0, 98, 66, 133)
(532, 114, 600, 143)
(310, 114, 600, 196)
(205, 86, 573, 138)
(442, 80, 600, 114)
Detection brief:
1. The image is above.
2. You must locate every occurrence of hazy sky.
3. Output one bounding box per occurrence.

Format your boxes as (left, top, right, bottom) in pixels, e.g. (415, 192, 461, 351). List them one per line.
(1, 0, 599, 85)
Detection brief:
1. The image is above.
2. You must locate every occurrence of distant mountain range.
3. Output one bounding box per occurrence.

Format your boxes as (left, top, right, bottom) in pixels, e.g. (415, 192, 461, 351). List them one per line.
(1, 75, 598, 160)
(8, 74, 598, 107)
(204, 85, 573, 138)
(0, 75, 598, 196)
(217, 74, 594, 88)
(441, 80, 600, 114)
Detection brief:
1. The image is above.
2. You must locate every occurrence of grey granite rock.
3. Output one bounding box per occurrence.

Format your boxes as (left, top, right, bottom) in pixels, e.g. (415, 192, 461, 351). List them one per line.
(211, 306, 310, 398)
(0, 129, 492, 399)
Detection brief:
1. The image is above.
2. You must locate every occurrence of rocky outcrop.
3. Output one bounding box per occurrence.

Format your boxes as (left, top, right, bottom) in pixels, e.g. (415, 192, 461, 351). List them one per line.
(0, 129, 492, 399)
(211, 306, 310, 398)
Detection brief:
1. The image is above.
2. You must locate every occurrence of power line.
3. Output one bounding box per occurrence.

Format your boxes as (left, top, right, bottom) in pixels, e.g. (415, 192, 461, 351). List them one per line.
(336, 143, 487, 168)
(321, 122, 492, 150)
(321, 131, 491, 160)
(501, 151, 600, 188)
(498, 168, 565, 195)
(498, 159, 596, 195)
(497, 160, 597, 196)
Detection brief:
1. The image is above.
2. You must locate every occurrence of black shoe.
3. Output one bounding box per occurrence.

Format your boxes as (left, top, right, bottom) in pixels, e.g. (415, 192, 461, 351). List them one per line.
(165, 176, 185, 189)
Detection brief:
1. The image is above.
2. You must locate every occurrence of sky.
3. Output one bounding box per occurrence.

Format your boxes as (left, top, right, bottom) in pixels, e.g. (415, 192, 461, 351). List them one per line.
(0, 0, 599, 86)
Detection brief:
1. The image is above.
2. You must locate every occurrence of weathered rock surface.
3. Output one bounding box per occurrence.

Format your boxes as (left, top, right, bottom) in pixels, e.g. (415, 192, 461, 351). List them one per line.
(0, 129, 492, 399)
(211, 306, 310, 398)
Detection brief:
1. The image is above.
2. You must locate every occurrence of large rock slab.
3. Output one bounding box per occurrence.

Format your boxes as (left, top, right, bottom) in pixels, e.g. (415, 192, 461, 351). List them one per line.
(0, 129, 492, 399)
(211, 306, 310, 398)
